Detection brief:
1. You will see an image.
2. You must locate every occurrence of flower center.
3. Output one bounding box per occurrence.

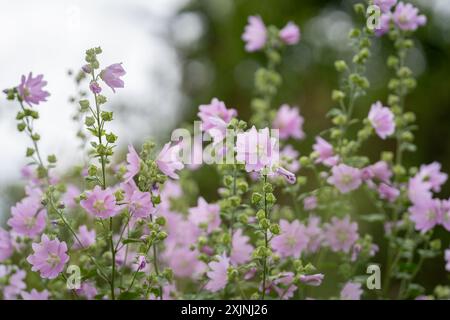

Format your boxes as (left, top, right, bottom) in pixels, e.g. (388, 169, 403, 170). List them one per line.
(24, 216, 36, 229)
(337, 229, 348, 243)
(340, 174, 353, 185)
(46, 253, 61, 268)
(93, 200, 106, 212)
(286, 236, 297, 248)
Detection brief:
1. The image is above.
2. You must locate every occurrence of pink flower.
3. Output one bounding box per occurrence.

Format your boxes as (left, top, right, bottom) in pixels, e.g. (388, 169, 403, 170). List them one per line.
(393, 2, 427, 31)
(272, 272, 297, 299)
(205, 254, 230, 292)
(156, 142, 184, 179)
(62, 185, 80, 209)
(408, 175, 432, 206)
(27, 234, 69, 279)
(198, 98, 237, 140)
(230, 229, 253, 265)
(279, 22, 301, 45)
(364, 161, 392, 183)
(135, 255, 147, 271)
(273, 105, 305, 140)
(3, 269, 26, 300)
(374, 0, 397, 13)
(417, 162, 448, 193)
(17, 73, 50, 106)
(441, 200, 450, 232)
(164, 247, 205, 278)
(340, 282, 362, 300)
(0, 228, 13, 262)
(280, 145, 300, 173)
(242, 16, 267, 52)
(271, 219, 308, 259)
(188, 197, 221, 234)
(378, 183, 400, 202)
(313, 136, 339, 167)
(299, 273, 324, 286)
(21, 289, 50, 300)
(128, 189, 154, 219)
(76, 282, 98, 300)
(236, 126, 279, 172)
(89, 81, 102, 94)
(100, 63, 126, 92)
(368, 101, 395, 139)
(327, 164, 362, 194)
(305, 216, 323, 253)
(304, 196, 318, 211)
(375, 13, 392, 37)
(80, 186, 120, 219)
(275, 167, 297, 184)
(72, 225, 96, 250)
(409, 198, 442, 232)
(123, 144, 141, 183)
(8, 197, 47, 238)
(324, 216, 359, 253)
(445, 249, 450, 272)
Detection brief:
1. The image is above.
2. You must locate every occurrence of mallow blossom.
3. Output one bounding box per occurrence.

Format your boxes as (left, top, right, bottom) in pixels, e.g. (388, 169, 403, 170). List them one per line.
(417, 162, 448, 193)
(128, 189, 154, 219)
(17, 73, 50, 106)
(205, 254, 230, 292)
(8, 197, 47, 238)
(123, 144, 140, 183)
(279, 22, 301, 45)
(299, 273, 324, 287)
(188, 197, 221, 234)
(242, 16, 267, 52)
(340, 282, 363, 300)
(21, 289, 50, 300)
(272, 104, 305, 140)
(368, 101, 395, 139)
(313, 137, 339, 167)
(445, 249, 450, 272)
(271, 219, 308, 258)
(72, 225, 96, 250)
(156, 142, 184, 179)
(80, 186, 120, 219)
(100, 63, 126, 92)
(324, 216, 359, 253)
(327, 164, 362, 194)
(230, 229, 253, 265)
(393, 2, 427, 31)
(27, 234, 69, 279)
(198, 98, 237, 142)
(374, 0, 397, 13)
(0, 228, 13, 262)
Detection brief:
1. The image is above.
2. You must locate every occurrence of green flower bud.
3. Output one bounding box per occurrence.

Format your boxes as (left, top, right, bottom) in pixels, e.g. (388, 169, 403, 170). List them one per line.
(101, 111, 113, 122)
(114, 189, 124, 202)
(85, 116, 95, 127)
(393, 164, 406, 176)
(31, 133, 40, 141)
(299, 156, 310, 167)
(269, 223, 281, 235)
(387, 56, 399, 68)
(155, 216, 166, 226)
(252, 192, 263, 205)
(401, 131, 414, 142)
(47, 154, 57, 163)
(79, 99, 90, 109)
(223, 175, 233, 187)
(106, 132, 117, 143)
(88, 165, 98, 176)
(237, 180, 248, 193)
(96, 95, 107, 105)
(26, 148, 35, 157)
(263, 183, 273, 193)
(403, 112, 416, 123)
(157, 231, 168, 240)
(266, 193, 276, 204)
(334, 60, 348, 72)
(332, 90, 346, 102)
(332, 114, 348, 126)
(256, 209, 266, 221)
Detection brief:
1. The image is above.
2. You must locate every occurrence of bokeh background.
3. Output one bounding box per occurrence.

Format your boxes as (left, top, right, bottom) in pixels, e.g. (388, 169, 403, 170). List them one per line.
(1, 0, 449, 293)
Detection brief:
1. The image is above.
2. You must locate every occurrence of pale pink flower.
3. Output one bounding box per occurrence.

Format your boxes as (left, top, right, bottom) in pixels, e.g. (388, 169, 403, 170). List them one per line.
(27, 234, 69, 279)
(303, 196, 318, 211)
(236, 126, 279, 172)
(445, 249, 450, 272)
(72, 225, 96, 250)
(230, 229, 253, 265)
(408, 175, 432, 206)
(242, 16, 267, 52)
(313, 136, 339, 167)
(417, 162, 448, 193)
(364, 161, 392, 183)
(378, 183, 400, 203)
(327, 164, 362, 194)
(8, 197, 47, 238)
(441, 199, 450, 232)
(198, 98, 237, 140)
(0, 228, 13, 262)
(299, 273, 324, 286)
(3, 269, 26, 300)
(273, 104, 305, 140)
(393, 2, 427, 31)
(280, 145, 300, 173)
(123, 144, 140, 183)
(374, 0, 397, 13)
(375, 13, 392, 37)
(305, 216, 323, 253)
(80, 186, 120, 219)
(76, 282, 98, 300)
(324, 216, 359, 253)
(17, 73, 50, 106)
(340, 282, 362, 300)
(368, 101, 395, 139)
(205, 254, 230, 292)
(164, 247, 205, 278)
(100, 63, 126, 92)
(62, 185, 80, 209)
(272, 272, 297, 299)
(188, 197, 221, 234)
(89, 81, 102, 94)
(271, 219, 308, 259)
(409, 198, 442, 233)
(279, 22, 301, 45)
(21, 289, 50, 300)
(128, 189, 154, 218)
(156, 142, 184, 179)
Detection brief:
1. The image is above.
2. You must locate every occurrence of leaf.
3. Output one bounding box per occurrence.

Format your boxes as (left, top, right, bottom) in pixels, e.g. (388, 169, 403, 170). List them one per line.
(360, 213, 386, 223)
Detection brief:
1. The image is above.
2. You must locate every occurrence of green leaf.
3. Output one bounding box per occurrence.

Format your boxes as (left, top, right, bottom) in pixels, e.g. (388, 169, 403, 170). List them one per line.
(360, 213, 386, 223)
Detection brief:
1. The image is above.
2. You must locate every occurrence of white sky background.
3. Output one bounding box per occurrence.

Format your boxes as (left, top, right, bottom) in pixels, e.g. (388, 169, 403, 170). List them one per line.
(0, 0, 190, 188)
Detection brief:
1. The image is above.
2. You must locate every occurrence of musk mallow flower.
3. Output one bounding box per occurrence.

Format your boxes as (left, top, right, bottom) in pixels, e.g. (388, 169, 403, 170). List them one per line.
(279, 22, 301, 45)
(393, 2, 427, 31)
(378, 183, 400, 203)
(27, 234, 69, 279)
(272, 272, 297, 300)
(313, 136, 339, 167)
(123, 144, 141, 183)
(230, 229, 253, 265)
(408, 175, 432, 206)
(128, 189, 154, 218)
(72, 225, 96, 250)
(305, 216, 323, 253)
(417, 162, 448, 193)
(272, 104, 305, 140)
(62, 185, 80, 209)
(375, 13, 392, 37)
(445, 249, 450, 272)
(324, 216, 359, 253)
(340, 282, 363, 300)
(164, 247, 205, 278)
(299, 273, 324, 287)
(242, 15, 267, 52)
(205, 254, 230, 292)
(76, 282, 98, 300)
(327, 164, 362, 194)
(409, 198, 442, 233)
(236, 126, 279, 172)
(280, 145, 300, 173)
(188, 197, 221, 234)
(368, 101, 395, 139)
(198, 98, 237, 141)
(0, 228, 13, 262)
(441, 200, 450, 232)
(3, 269, 26, 300)
(80, 185, 120, 219)
(100, 63, 126, 92)
(156, 142, 184, 179)
(21, 289, 50, 300)
(374, 0, 397, 13)
(8, 197, 47, 238)
(303, 196, 318, 211)
(17, 73, 50, 106)
(271, 219, 308, 259)
(364, 160, 393, 183)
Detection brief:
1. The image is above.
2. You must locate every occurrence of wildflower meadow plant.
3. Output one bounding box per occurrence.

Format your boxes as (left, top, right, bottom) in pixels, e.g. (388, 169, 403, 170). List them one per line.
(1, 0, 450, 301)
